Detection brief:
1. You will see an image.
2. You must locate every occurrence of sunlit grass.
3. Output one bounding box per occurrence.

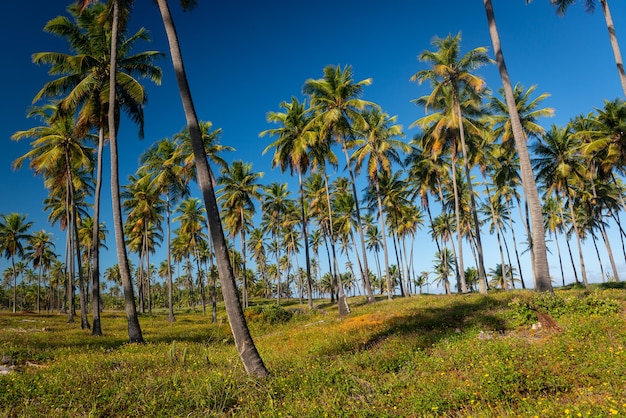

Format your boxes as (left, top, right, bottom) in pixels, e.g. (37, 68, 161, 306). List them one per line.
(1, 286, 625, 416)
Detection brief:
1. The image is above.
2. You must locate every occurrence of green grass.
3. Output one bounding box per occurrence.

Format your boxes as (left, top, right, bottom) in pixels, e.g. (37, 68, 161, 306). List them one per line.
(1, 286, 626, 417)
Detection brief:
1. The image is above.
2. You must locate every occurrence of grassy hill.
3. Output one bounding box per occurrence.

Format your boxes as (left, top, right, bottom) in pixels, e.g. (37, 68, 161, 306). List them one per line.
(1, 285, 626, 417)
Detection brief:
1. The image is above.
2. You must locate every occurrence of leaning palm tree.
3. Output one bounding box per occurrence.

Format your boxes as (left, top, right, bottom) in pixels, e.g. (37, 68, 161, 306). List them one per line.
(261, 97, 315, 309)
(0, 213, 34, 313)
(352, 107, 408, 300)
(217, 160, 263, 309)
(411, 32, 491, 294)
(78, 0, 267, 374)
(303, 65, 376, 303)
(483, 0, 553, 292)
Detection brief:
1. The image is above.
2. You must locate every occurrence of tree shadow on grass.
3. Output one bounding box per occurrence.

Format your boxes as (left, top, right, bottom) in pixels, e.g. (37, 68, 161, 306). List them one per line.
(322, 294, 512, 357)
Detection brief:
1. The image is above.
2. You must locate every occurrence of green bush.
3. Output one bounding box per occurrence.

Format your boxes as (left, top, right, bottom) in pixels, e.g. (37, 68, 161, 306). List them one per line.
(508, 291, 621, 325)
(245, 304, 293, 325)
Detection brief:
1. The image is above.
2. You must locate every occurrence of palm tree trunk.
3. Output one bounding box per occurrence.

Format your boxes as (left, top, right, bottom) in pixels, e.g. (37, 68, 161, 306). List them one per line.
(340, 138, 375, 303)
(91, 127, 104, 336)
(600, 221, 620, 282)
(375, 180, 393, 300)
(553, 232, 566, 287)
(166, 197, 175, 322)
(454, 98, 486, 294)
(109, 0, 143, 344)
(449, 152, 466, 293)
(298, 171, 314, 309)
(484, 0, 552, 292)
(156, 0, 267, 377)
(600, 0, 626, 96)
(566, 194, 588, 287)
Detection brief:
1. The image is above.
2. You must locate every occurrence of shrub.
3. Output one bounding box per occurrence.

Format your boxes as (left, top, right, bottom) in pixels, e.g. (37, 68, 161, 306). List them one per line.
(244, 304, 293, 325)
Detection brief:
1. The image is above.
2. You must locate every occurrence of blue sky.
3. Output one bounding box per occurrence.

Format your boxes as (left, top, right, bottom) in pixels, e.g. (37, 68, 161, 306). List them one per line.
(2, 0, 625, 290)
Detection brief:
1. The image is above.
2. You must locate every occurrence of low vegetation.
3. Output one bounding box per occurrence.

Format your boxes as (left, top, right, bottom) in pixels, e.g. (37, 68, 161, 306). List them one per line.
(1, 285, 626, 417)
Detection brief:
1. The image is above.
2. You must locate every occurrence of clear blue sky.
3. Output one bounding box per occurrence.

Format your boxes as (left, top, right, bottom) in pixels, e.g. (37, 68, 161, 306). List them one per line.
(2, 0, 625, 289)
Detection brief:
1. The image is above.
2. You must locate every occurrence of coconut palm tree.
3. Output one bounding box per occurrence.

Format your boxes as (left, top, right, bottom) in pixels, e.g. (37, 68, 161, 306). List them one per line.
(483, 0, 553, 292)
(411, 32, 491, 294)
(26, 230, 56, 313)
(217, 161, 263, 309)
(261, 97, 315, 309)
(352, 107, 408, 299)
(0, 214, 33, 313)
(533, 125, 589, 286)
(303, 65, 376, 303)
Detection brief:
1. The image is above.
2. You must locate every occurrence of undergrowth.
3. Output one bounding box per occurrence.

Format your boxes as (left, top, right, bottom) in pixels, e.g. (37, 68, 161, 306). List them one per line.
(1, 287, 625, 417)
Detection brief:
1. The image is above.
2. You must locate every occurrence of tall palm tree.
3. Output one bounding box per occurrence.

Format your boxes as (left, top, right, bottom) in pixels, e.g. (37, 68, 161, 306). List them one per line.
(261, 183, 291, 306)
(13, 104, 94, 324)
(0, 214, 34, 313)
(35, 2, 162, 336)
(139, 137, 189, 322)
(352, 107, 408, 299)
(261, 97, 315, 309)
(533, 125, 589, 286)
(217, 161, 263, 309)
(411, 32, 491, 294)
(483, 0, 553, 292)
(303, 65, 376, 303)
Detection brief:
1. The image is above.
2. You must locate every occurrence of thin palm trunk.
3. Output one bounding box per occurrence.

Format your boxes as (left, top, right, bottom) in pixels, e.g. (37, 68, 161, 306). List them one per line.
(91, 128, 104, 335)
(340, 139, 375, 303)
(566, 193, 588, 287)
(109, 0, 143, 343)
(600, 222, 620, 281)
(484, 0, 552, 292)
(166, 198, 175, 322)
(157, 0, 267, 376)
(553, 231, 566, 287)
(375, 180, 393, 300)
(600, 0, 626, 96)
(298, 171, 314, 309)
(454, 98, 486, 294)
(450, 152, 466, 292)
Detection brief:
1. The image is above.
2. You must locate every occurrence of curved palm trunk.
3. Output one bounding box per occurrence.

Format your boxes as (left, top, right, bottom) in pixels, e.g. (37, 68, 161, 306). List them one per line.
(91, 127, 104, 336)
(239, 225, 248, 309)
(484, 0, 552, 292)
(156, 0, 267, 376)
(72, 205, 90, 330)
(505, 198, 526, 288)
(590, 229, 606, 281)
(340, 139, 375, 303)
(109, 0, 143, 343)
(600, 222, 620, 282)
(599, 0, 626, 96)
(435, 178, 462, 288)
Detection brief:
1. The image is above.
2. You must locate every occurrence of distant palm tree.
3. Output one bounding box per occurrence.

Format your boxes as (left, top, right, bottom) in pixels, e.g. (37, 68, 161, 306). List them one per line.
(304, 65, 376, 304)
(0, 214, 33, 313)
(352, 107, 408, 299)
(26, 230, 56, 313)
(217, 161, 263, 309)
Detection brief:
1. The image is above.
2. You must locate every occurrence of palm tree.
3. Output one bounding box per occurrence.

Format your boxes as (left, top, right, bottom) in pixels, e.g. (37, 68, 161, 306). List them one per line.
(303, 65, 376, 303)
(261, 97, 315, 309)
(174, 198, 208, 314)
(78, 0, 267, 374)
(411, 32, 491, 294)
(352, 107, 408, 300)
(139, 138, 189, 322)
(533, 125, 589, 286)
(34, 2, 162, 336)
(483, 0, 553, 292)
(261, 183, 291, 306)
(0, 213, 33, 313)
(12, 104, 94, 324)
(26, 230, 56, 313)
(217, 161, 263, 309)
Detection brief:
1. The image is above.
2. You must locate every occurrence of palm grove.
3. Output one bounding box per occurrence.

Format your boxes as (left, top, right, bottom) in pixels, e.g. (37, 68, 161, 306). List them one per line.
(2, 1, 626, 377)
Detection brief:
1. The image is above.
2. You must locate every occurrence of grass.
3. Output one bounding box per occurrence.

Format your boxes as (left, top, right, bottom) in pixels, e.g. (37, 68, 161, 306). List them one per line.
(1, 285, 626, 417)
